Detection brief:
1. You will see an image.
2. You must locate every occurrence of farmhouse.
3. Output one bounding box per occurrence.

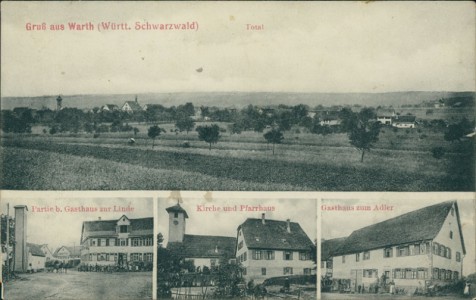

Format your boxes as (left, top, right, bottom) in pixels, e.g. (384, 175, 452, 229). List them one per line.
(101, 104, 119, 112)
(321, 237, 346, 278)
(40, 244, 54, 262)
(121, 97, 144, 113)
(376, 108, 396, 125)
(165, 204, 236, 270)
(54, 245, 81, 262)
(80, 215, 154, 267)
(328, 201, 465, 293)
(27, 243, 46, 272)
(392, 115, 416, 128)
(236, 213, 315, 284)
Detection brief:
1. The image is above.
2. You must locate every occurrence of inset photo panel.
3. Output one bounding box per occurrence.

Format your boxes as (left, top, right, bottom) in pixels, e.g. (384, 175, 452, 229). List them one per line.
(156, 192, 318, 299)
(1, 195, 154, 300)
(320, 193, 475, 299)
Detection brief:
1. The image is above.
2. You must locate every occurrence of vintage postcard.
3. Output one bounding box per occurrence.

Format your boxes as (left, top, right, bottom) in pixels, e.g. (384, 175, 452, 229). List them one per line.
(1, 1, 474, 191)
(157, 192, 317, 299)
(320, 193, 476, 299)
(1, 193, 154, 299)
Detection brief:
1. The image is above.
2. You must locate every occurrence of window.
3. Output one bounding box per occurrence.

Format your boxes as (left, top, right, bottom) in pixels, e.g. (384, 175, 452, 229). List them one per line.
(450, 231, 453, 239)
(144, 237, 153, 246)
(120, 225, 128, 233)
(456, 251, 461, 262)
(144, 253, 153, 262)
(406, 268, 414, 279)
(98, 253, 106, 261)
(120, 239, 128, 246)
(433, 268, 439, 280)
(433, 243, 439, 254)
(238, 241, 243, 250)
(394, 269, 403, 279)
(98, 239, 101, 247)
(397, 246, 409, 257)
(453, 271, 459, 280)
(447, 248, 451, 259)
(131, 253, 142, 261)
(253, 250, 262, 260)
(413, 244, 420, 255)
(304, 268, 311, 275)
(90, 239, 96, 246)
(342, 256, 346, 263)
(283, 267, 293, 275)
(384, 248, 393, 258)
(355, 253, 360, 262)
(439, 245, 445, 257)
(174, 212, 178, 218)
(417, 268, 428, 279)
(265, 250, 275, 260)
(106, 239, 110, 246)
(243, 252, 247, 261)
(110, 239, 116, 246)
(299, 252, 310, 260)
(261, 268, 266, 275)
(363, 251, 370, 260)
(283, 251, 293, 261)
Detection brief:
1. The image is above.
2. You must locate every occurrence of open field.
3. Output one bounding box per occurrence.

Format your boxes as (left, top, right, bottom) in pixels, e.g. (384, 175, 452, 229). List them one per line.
(1, 125, 473, 191)
(4, 270, 152, 300)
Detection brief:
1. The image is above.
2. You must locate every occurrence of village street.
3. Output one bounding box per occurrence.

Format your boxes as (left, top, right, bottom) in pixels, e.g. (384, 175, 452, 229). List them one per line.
(4, 270, 152, 299)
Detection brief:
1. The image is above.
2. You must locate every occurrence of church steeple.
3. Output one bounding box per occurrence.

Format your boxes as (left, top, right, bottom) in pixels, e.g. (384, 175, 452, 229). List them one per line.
(56, 95, 62, 111)
(166, 203, 188, 243)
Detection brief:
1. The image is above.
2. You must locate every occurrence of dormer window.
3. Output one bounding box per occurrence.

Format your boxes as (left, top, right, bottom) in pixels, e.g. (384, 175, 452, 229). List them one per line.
(120, 225, 128, 233)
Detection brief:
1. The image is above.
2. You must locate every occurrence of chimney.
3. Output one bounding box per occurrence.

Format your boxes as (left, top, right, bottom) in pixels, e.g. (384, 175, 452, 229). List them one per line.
(261, 213, 266, 225)
(14, 205, 28, 273)
(98, 217, 101, 220)
(286, 219, 291, 233)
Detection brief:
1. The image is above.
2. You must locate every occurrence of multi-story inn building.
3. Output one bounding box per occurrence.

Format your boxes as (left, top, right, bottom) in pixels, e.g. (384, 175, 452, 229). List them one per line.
(80, 215, 153, 267)
(328, 201, 465, 293)
(236, 213, 315, 283)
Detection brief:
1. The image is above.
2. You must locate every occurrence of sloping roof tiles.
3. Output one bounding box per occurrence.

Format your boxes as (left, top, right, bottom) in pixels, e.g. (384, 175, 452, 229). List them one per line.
(239, 218, 314, 251)
(333, 201, 464, 256)
(167, 234, 236, 259)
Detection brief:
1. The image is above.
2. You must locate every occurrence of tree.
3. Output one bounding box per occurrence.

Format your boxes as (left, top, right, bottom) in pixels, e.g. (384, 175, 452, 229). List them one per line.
(347, 108, 380, 162)
(148, 125, 164, 148)
(264, 129, 284, 155)
(444, 118, 474, 143)
(196, 124, 220, 150)
(175, 116, 195, 134)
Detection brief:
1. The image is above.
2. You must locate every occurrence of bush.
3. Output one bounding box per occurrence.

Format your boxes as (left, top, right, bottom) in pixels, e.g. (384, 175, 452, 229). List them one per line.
(93, 133, 100, 138)
(431, 147, 445, 159)
(182, 142, 191, 148)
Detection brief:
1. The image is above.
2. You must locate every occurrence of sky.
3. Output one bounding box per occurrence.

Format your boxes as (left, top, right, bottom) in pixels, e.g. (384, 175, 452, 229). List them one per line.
(156, 192, 317, 247)
(1, 196, 153, 252)
(321, 192, 476, 276)
(1, 1, 475, 97)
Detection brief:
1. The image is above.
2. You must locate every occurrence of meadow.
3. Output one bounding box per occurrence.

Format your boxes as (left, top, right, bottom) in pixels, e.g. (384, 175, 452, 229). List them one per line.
(1, 124, 473, 191)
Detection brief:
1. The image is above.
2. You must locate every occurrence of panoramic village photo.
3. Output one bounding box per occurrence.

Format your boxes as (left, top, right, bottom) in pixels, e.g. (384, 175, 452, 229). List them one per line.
(157, 194, 317, 299)
(320, 194, 476, 299)
(1, 2, 475, 191)
(1, 196, 154, 299)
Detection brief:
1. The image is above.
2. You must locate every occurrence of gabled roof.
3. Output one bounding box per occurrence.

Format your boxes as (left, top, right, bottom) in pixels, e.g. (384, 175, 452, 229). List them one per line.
(321, 238, 347, 261)
(27, 243, 46, 257)
(239, 218, 314, 251)
(333, 201, 464, 256)
(81, 217, 153, 242)
(102, 104, 119, 110)
(122, 101, 143, 111)
(393, 115, 416, 122)
(53, 245, 81, 257)
(166, 204, 189, 218)
(167, 234, 236, 259)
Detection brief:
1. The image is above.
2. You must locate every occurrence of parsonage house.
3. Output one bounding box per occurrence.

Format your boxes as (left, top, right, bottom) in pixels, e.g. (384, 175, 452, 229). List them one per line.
(166, 204, 237, 270)
(325, 201, 465, 293)
(80, 215, 154, 267)
(236, 214, 315, 283)
(165, 204, 315, 283)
